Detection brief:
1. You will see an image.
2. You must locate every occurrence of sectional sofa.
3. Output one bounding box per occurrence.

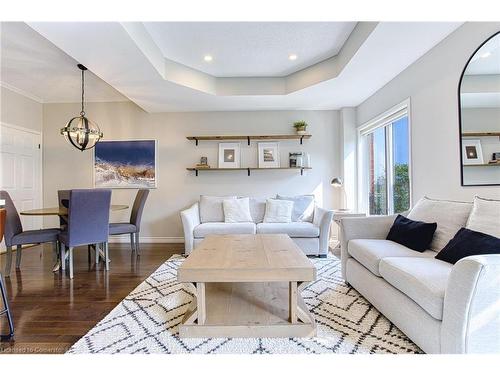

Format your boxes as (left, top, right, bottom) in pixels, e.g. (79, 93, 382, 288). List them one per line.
(181, 195, 334, 256)
(340, 196, 500, 354)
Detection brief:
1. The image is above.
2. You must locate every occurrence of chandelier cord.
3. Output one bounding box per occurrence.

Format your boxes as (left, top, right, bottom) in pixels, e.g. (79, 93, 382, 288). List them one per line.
(80, 68, 85, 116)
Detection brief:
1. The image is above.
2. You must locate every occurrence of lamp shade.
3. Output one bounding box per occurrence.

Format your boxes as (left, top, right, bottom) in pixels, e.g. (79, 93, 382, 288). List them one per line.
(60, 116, 103, 151)
(331, 177, 343, 187)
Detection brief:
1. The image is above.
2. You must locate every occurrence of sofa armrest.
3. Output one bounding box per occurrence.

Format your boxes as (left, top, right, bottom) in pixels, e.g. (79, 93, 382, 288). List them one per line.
(441, 254, 500, 353)
(180, 203, 200, 255)
(340, 214, 397, 279)
(313, 207, 334, 256)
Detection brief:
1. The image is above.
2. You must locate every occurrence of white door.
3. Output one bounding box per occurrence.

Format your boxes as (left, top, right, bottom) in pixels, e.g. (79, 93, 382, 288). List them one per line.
(0, 123, 42, 246)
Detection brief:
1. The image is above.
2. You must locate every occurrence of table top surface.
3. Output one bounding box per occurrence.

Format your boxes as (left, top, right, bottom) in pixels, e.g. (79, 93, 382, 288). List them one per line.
(178, 234, 316, 283)
(20, 204, 129, 216)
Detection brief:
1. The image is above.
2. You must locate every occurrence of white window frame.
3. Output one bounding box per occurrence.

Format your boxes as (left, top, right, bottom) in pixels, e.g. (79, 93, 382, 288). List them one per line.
(357, 99, 413, 215)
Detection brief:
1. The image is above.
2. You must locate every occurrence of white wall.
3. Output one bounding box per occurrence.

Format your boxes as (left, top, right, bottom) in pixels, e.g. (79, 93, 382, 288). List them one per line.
(1, 86, 42, 132)
(356, 22, 500, 202)
(42, 102, 340, 240)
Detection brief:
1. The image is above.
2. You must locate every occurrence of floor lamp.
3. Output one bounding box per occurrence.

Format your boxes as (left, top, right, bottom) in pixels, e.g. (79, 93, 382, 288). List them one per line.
(331, 177, 349, 211)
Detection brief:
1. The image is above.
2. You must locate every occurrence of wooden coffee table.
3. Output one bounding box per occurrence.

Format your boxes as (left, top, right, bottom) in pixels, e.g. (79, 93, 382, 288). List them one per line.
(177, 234, 316, 338)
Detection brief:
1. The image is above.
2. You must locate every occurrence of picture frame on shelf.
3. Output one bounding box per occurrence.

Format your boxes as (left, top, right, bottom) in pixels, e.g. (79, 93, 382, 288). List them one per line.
(258, 142, 280, 168)
(462, 139, 484, 165)
(218, 143, 241, 168)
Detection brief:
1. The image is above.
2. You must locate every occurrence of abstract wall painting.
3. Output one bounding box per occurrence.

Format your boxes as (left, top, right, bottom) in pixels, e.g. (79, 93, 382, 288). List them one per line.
(94, 140, 157, 188)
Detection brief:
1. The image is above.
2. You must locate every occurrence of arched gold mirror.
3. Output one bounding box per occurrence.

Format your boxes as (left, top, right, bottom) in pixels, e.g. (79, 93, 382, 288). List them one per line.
(458, 32, 500, 186)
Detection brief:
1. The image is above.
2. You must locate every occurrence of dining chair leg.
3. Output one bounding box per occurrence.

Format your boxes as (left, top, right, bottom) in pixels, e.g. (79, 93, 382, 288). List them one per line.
(4, 247, 12, 277)
(68, 247, 74, 279)
(87, 245, 92, 264)
(130, 233, 135, 253)
(104, 242, 110, 271)
(15, 245, 22, 269)
(135, 233, 140, 256)
(60, 244, 66, 271)
(0, 274, 14, 340)
(52, 241, 59, 263)
(95, 244, 100, 265)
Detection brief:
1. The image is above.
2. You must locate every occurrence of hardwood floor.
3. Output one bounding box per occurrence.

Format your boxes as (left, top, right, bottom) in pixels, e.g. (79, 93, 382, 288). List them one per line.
(0, 242, 183, 354)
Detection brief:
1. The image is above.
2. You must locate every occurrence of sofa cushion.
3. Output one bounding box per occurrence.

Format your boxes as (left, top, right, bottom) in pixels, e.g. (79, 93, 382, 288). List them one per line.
(256, 222, 320, 238)
(466, 196, 500, 238)
(193, 222, 256, 238)
(199, 195, 237, 223)
(276, 194, 315, 222)
(263, 199, 293, 223)
(223, 197, 253, 223)
(249, 197, 267, 223)
(379, 257, 452, 320)
(348, 239, 435, 277)
(408, 196, 472, 252)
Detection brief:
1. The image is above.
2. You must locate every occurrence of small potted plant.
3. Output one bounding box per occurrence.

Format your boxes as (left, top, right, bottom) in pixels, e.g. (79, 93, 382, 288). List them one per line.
(293, 121, 308, 135)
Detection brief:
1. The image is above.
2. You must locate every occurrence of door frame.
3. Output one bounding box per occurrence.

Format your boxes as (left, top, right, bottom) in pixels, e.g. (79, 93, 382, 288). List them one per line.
(0, 121, 44, 228)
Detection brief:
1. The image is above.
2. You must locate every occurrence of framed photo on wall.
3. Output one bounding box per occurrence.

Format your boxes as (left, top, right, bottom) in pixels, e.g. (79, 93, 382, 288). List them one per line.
(218, 143, 241, 168)
(258, 142, 280, 168)
(462, 139, 484, 165)
(94, 139, 157, 188)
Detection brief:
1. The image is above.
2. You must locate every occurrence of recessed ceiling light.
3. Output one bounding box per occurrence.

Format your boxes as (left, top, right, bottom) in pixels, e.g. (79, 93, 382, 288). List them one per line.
(204, 55, 213, 62)
(480, 52, 491, 59)
(289, 54, 297, 61)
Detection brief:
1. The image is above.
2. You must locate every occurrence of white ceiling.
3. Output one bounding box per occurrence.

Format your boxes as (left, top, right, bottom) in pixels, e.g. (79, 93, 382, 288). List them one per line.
(2, 22, 463, 111)
(143, 22, 356, 77)
(0, 22, 127, 103)
(465, 33, 500, 75)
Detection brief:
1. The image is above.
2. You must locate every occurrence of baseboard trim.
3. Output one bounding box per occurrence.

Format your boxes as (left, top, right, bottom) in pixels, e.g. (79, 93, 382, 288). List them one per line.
(0, 237, 184, 253)
(107, 236, 185, 244)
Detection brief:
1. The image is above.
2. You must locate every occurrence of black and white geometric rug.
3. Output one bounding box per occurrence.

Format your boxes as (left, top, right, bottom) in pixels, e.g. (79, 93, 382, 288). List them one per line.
(67, 255, 422, 354)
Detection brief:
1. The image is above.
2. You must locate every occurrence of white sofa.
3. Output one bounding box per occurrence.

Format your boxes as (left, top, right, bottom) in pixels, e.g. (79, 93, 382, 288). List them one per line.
(181, 196, 334, 256)
(340, 197, 500, 354)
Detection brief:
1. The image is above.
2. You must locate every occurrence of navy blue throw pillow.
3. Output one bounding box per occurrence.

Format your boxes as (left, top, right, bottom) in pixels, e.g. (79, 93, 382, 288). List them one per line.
(386, 214, 437, 252)
(435, 227, 500, 265)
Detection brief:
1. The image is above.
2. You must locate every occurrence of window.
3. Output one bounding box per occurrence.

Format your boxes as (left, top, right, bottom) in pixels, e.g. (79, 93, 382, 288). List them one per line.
(359, 101, 411, 215)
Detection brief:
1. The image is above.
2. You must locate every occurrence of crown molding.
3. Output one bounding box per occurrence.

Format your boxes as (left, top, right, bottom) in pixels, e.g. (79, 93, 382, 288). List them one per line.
(0, 81, 44, 103)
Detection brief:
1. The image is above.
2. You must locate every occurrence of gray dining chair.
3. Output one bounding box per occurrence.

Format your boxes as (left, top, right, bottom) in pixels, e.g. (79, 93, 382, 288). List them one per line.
(0, 191, 60, 277)
(58, 189, 112, 279)
(109, 189, 149, 255)
(57, 190, 70, 230)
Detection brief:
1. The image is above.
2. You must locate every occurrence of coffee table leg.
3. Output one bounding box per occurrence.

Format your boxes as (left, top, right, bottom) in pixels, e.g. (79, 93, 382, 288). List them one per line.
(289, 281, 297, 323)
(196, 282, 206, 325)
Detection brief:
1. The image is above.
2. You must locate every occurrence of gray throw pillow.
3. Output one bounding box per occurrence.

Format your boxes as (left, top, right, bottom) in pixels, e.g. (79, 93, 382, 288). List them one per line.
(276, 194, 315, 222)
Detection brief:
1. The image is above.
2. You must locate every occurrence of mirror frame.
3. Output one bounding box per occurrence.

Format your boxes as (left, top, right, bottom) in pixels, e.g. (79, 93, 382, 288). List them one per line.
(457, 31, 500, 187)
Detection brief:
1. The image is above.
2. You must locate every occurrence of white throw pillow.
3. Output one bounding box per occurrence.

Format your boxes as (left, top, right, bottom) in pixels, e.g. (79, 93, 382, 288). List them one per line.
(276, 194, 315, 222)
(199, 195, 237, 223)
(263, 199, 294, 223)
(249, 197, 267, 223)
(466, 196, 500, 238)
(408, 196, 472, 251)
(223, 198, 253, 223)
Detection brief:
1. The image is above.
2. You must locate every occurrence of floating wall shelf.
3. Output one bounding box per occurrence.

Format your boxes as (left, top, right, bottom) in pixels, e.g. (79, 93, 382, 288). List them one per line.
(462, 132, 500, 138)
(463, 163, 500, 167)
(187, 167, 312, 176)
(187, 134, 312, 146)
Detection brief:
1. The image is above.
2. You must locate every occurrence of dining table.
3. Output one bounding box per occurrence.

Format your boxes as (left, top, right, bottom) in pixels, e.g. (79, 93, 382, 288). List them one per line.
(20, 204, 129, 272)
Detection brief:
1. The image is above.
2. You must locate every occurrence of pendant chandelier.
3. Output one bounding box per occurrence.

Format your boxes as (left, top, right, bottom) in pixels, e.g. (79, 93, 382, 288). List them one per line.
(60, 64, 103, 151)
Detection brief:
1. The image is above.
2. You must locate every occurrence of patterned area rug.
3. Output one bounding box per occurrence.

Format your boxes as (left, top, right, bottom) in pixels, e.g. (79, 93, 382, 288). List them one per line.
(68, 255, 422, 354)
